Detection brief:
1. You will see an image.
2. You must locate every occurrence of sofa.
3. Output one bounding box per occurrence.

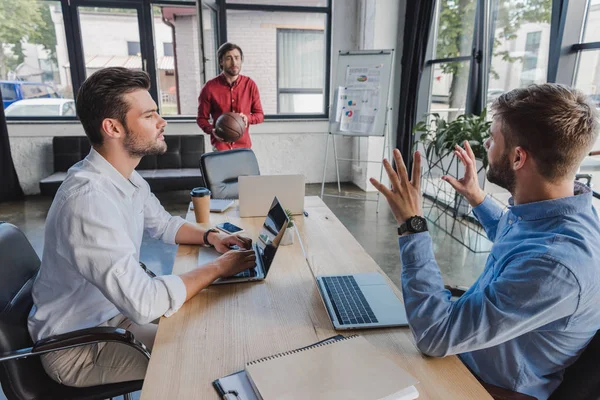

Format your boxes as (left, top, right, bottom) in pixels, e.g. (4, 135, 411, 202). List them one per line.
(39, 135, 205, 196)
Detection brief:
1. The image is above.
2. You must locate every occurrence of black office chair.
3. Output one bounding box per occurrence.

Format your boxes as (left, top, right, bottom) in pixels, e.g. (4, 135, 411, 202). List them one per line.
(200, 149, 260, 199)
(0, 222, 150, 400)
(444, 285, 600, 400)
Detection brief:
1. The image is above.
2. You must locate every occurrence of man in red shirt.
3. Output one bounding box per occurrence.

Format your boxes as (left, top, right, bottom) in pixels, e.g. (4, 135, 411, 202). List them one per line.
(196, 42, 264, 151)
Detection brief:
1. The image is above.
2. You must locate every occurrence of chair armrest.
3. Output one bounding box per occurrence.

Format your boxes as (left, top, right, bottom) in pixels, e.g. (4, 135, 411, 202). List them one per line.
(0, 327, 150, 363)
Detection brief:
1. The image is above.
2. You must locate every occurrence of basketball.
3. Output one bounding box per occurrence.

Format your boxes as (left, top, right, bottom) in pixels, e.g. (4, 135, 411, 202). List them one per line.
(215, 112, 246, 142)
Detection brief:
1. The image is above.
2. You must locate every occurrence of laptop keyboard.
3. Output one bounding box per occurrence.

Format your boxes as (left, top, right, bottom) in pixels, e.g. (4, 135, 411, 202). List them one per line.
(235, 268, 256, 278)
(321, 276, 379, 325)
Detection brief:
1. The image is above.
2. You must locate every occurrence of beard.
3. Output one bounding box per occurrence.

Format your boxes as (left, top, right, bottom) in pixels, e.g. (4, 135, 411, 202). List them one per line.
(486, 151, 516, 193)
(123, 124, 167, 158)
(223, 65, 240, 76)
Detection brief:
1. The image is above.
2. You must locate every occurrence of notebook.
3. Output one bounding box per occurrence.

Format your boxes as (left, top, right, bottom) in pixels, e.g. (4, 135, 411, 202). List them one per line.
(243, 335, 418, 400)
(213, 335, 344, 400)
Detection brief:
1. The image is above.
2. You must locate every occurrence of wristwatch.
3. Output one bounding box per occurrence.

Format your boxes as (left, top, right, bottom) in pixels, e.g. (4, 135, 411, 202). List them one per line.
(398, 216, 428, 235)
(202, 228, 219, 248)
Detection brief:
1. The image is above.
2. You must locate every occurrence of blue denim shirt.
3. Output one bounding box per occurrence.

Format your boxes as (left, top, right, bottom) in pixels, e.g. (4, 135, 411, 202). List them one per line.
(398, 183, 600, 399)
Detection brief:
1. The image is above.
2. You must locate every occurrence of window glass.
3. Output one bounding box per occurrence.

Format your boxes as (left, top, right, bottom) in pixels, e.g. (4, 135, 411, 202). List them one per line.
(277, 29, 324, 113)
(226, 10, 327, 115)
(487, 0, 551, 107)
(1, 1, 71, 115)
(226, 0, 328, 6)
(152, 4, 203, 116)
(429, 61, 470, 122)
(582, 0, 600, 43)
(78, 7, 142, 79)
(434, 0, 477, 59)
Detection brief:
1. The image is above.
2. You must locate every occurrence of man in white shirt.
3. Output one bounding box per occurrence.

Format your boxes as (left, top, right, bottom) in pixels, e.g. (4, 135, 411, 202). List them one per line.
(28, 67, 256, 388)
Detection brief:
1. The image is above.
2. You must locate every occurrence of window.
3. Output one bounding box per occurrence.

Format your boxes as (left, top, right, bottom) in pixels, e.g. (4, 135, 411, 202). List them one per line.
(152, 4, 202, 116)
(574, 0, 600, 101)
(2, 0, 331, 120)
(488, 1, 550, 102)
(226, 9, 328, 115)
(128, 41, 142, 56)
(0, 1, 70, 115)
(78, 7, 143, 79)
(277, 29, 325, 113)
(419, 0, 552, 123)
(423, 0, 477, 122)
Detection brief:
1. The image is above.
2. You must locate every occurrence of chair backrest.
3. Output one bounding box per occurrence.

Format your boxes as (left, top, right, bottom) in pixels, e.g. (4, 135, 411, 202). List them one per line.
(0, 222, 61, 399)
(549, 330, 600, 400)
(200, 149, 260, 199)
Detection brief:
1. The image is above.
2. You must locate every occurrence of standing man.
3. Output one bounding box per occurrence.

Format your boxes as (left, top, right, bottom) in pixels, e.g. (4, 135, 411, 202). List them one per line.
(29, 67, 256, 388)
(371, 84, 600, 399)
(197, 42, 264, 151)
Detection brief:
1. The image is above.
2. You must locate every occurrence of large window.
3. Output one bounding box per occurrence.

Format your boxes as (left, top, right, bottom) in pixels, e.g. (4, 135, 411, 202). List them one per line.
(277, 29, 325, 114)
(0, 1, 70, 117)
(1, 0, 331, 120)
(224, 3, 330, 116)
(574, 0, 600, 101)
(420, 0, 552, 123)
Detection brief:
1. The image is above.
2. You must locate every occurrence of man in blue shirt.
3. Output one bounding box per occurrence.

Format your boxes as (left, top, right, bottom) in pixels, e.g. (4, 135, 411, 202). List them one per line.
(370, 84, 600, 399)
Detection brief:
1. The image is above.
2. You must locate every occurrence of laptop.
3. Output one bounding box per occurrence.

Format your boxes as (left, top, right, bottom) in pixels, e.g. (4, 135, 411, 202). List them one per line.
(315, 272, 408, 330)
(238, 175, 305, 217)
(198, 197, 289, 285)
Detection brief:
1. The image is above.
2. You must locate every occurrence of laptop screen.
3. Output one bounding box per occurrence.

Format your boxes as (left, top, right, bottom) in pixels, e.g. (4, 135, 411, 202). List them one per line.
(256, 197, 289, 275)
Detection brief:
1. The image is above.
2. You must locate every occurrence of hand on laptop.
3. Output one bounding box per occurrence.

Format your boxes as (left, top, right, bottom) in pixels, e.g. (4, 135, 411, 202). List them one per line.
(215, 249, 257, 278)
(212, 232, 253, 254)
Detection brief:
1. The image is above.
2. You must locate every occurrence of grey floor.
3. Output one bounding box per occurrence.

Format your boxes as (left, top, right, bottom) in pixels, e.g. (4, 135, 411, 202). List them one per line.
(0, 183, 490, 400)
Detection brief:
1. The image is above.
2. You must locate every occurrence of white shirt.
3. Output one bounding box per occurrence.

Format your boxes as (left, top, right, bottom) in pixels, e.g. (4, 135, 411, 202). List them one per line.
(28, 148, 187, 342)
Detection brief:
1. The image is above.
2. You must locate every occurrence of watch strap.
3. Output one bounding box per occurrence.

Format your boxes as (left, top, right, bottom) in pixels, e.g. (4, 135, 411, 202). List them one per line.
(203, 228, 219, 247)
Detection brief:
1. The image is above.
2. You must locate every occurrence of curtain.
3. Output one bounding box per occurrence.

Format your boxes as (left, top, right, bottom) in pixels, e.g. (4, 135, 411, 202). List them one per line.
(0, 86, 24, 202)
(395, 2, 436, 167)
(547, 0, 569, 83)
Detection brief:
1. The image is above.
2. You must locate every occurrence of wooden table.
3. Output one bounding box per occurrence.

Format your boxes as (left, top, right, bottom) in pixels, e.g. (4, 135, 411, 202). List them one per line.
(140, 196, 490, 399)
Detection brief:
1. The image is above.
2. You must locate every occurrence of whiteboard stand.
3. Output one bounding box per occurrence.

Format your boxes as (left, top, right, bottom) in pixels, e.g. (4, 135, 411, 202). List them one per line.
(319, 49, 394, 213)
(319, 106, 392, 213)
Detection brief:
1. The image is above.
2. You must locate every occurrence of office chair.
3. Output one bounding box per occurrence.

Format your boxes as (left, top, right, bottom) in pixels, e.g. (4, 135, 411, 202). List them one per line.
(444, 286, 600, 400)
(0, 222, 149, 400)
(199, 149, 260, 199)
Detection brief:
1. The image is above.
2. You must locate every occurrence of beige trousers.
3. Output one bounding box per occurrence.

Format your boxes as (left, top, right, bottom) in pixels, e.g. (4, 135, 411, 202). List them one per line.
(40, 314, 157, 387)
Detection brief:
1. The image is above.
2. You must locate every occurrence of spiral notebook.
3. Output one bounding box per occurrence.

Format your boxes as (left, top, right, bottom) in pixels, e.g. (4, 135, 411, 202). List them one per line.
(213, 335, 419, 400)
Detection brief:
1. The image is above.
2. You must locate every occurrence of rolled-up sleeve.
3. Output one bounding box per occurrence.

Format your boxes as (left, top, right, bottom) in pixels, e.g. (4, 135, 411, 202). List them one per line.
(57, 189, 187, 325)
(143, 190, 187, 244)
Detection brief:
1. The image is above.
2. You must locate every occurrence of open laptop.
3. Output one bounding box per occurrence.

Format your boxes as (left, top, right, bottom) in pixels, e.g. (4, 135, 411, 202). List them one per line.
(198, 197, 289, 285)
(238, 175, 305, 217)
(315, 272, 408, 330)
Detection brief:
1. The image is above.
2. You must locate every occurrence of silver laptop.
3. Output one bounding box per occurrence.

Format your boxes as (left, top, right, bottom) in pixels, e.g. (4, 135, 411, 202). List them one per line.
(316, 272, 408, 330)
(198, 197, 289, 285)
(238, 175, 305, 217)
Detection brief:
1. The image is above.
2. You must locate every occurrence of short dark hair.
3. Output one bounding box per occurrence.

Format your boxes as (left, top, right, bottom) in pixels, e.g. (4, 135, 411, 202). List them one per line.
(76, 67, 150, 145)
(217, 42, 243, 70)
(491, 83, 599, 181)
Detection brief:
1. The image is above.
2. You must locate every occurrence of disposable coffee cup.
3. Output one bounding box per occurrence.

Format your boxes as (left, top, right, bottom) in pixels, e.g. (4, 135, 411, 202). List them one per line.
(190, 187, 211, 223)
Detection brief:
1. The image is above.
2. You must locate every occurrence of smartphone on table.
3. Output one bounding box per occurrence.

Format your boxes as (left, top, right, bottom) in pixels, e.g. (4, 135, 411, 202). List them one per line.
(215, 222, 244, 235)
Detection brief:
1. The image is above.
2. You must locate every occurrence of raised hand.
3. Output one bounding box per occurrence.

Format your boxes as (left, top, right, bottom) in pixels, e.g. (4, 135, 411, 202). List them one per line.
(370, 149, 423, 225)
(441, 140, 486, 207)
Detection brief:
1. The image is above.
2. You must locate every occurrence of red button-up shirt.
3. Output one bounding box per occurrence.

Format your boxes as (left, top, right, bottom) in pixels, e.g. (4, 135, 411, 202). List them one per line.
(196, 74, 264, 151)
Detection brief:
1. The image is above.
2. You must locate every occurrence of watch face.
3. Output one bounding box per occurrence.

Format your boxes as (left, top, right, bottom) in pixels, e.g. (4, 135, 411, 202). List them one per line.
(410, 217, 425, 231)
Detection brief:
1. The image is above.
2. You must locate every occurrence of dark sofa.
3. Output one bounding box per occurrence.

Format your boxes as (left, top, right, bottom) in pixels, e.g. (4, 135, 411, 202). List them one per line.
(39, 135, 205, 196)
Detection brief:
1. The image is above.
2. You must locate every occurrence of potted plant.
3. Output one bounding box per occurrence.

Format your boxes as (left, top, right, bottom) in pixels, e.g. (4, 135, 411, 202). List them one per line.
(280, 209, 295, 246)
(413, 110, 491, 217)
